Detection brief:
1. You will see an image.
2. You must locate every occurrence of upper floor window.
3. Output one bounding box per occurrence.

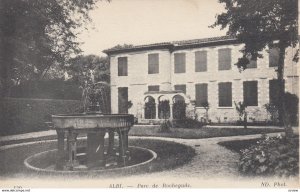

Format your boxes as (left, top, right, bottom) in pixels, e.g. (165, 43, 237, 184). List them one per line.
(218, 48, 231, 70)
(195, 51, 207, 72)
(195, 83, 208, 107)
(174, 53, 186, 73)
(269, 47, 280, 67)
(247, 55, 257, 68)
(243, 81, 258, 106)
(148, 85, 160, 92)
(118, 57, 128, 76)
(218, 82, 232, 107)
(174, 84, 186, 94)
(148, 53, 159, 74)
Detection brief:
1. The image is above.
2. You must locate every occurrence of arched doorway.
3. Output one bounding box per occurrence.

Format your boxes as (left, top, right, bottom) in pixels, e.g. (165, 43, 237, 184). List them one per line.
(172, 95, 186, 119)
(158, 95, 170, 119)
(144, 96, 156, 119)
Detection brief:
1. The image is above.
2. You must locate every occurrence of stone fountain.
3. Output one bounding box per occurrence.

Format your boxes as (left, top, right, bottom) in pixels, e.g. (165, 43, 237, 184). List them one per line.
(52, 113, 134, 170)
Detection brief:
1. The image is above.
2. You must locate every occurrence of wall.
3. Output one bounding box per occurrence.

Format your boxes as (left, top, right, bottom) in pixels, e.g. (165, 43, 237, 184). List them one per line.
(0, 98, 82, 135)
(109, 43, 298, 123)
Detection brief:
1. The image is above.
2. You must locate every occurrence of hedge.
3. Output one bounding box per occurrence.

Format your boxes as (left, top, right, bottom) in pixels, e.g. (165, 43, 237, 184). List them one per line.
(0, 98, 82, 136)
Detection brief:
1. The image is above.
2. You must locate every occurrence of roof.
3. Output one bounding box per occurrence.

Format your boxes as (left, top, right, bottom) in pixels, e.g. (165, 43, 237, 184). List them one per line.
(103, 36, 238, 55)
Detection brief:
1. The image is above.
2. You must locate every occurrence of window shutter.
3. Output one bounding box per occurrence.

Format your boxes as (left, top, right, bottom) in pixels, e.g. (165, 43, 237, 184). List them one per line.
(174, 84, 186, 94)
(118, 57, 128, 76)
(148, 85, 159, 92)
(218, 82, 232, 107)
(243, 81, 258, 106)
(148, 54, 159, 74)
(195, 51, 207, 72)
(195, 84, 208, 107)
(269, 79, 285, 104)
(174, 53, 186, 73)
(218, 48, 231, 70)
(269, 47, 280, 67)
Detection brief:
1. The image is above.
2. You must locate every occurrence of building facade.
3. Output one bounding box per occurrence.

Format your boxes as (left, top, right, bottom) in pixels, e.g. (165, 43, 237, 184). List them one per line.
(104, 36, 299, 124)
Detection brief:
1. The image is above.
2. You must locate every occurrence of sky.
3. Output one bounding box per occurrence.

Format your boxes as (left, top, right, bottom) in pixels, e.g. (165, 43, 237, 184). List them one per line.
(78, 0, 227, 56)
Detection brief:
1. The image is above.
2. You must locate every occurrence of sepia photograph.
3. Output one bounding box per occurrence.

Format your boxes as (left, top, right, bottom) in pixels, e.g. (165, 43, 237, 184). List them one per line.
(0, 0, 299, 190)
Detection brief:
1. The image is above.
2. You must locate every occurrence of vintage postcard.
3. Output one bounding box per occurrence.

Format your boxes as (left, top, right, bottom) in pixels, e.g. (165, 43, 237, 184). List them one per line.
(0, 0, 299, 190)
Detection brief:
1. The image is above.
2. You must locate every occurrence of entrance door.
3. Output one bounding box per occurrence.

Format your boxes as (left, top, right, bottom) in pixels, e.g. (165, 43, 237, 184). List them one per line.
(118, 87, 128, 114)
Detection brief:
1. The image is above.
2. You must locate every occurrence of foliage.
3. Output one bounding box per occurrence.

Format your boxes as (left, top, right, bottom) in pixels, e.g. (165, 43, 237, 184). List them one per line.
(212, 0, 298, 136)
(172, 118, 204, 129)
(0, 0, 100, 97)
(234, 101, 247, 128)
(239, 134, 299, 177)
(173, 100, 186, 120)
(160, 120, 172, 133)
(264, 102, 279, 124)
(201, 101, 210, 123)
(0, 98, 81, 136)
(8, 79, 82, 100)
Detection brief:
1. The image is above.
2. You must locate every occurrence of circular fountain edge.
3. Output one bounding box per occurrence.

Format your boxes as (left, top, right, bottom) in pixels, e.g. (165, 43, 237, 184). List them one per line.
(24, 146, 157, 174)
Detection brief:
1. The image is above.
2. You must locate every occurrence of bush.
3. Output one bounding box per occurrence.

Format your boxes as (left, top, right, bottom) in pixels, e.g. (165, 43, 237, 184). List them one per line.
(0, 98, 82, 135)
(9, 79, 82, 100)
(239, 134, 299, 177)
(160, 120, 172, 133)
(172, 118, 204, 129)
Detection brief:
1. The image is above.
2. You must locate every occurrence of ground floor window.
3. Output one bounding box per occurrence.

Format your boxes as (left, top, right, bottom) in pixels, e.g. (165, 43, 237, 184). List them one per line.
(243, 81, 258, 106)
(218, 82, 232, 107)
(195, 83, 208, 107)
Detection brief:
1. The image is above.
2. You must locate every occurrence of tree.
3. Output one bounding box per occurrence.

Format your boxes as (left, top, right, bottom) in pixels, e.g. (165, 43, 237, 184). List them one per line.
(212, 0, 298, 137)
(0, 0, 100, 97)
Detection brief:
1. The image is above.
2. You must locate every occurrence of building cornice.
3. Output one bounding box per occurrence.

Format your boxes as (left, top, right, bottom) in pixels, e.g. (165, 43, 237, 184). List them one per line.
(103, 36, 239, 55)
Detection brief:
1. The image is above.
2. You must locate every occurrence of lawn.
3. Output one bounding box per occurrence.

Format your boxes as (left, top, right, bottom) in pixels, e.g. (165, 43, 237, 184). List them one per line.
(129, 126, 284, 139)
(0, 138, 195, 178)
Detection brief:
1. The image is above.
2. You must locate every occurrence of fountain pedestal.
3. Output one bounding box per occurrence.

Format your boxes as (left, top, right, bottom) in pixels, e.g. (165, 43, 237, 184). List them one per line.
(51, 114, 134, 171)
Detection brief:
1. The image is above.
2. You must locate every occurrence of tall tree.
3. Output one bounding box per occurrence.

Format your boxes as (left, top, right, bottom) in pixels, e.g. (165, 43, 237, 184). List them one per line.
(0, 0, 100, 97)
(212, 0, 298, 137)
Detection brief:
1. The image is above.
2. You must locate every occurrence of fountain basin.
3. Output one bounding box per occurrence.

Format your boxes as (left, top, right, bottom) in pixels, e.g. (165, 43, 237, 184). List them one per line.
(51, 113, 135, 171)
(52, 113, 134, 129)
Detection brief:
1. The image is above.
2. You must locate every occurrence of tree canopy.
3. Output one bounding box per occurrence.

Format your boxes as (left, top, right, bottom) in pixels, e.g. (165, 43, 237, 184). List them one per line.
(212, 0, 298, 136)
(0, 0, 100, 96)
(212, 0, 298, 69)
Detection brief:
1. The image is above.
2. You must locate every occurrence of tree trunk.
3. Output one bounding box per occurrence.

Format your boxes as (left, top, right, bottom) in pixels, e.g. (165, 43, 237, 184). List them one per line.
(277, 44, 293, 137)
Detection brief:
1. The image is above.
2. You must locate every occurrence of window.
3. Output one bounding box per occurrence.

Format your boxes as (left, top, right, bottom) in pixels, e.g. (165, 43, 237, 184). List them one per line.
(269, 79, 285, 104)
(247, 55, 257, 68)
(174, 53, 186, 73)
(218, 82, 232, 107)
(148, 53, 159, 74)
(195, 51, 207, 72)
(118, 57, 128, 76)
(218, 48, 231, 70)
(148, 85, 159, 92)
(269, 47, 280, 67)
(195, 83, 208, 107)
(243, 81, 258, 106)
(174, 84, 186, 94)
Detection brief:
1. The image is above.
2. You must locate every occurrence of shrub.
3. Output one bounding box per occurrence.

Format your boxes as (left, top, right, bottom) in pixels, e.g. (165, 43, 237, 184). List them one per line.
(172, 118, 204, 129)
(239, 134, 299, 177)
(173, 100, 186, 120)
(160, 120, 172, 132)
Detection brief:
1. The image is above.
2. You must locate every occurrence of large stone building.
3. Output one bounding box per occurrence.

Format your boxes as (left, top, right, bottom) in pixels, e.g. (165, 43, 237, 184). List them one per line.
(103, 36, 298, 124)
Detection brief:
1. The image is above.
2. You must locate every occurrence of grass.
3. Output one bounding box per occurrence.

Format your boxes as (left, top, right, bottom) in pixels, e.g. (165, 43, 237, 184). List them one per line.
(129, 126, 284, 139)
(0, 138, 195, 178)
